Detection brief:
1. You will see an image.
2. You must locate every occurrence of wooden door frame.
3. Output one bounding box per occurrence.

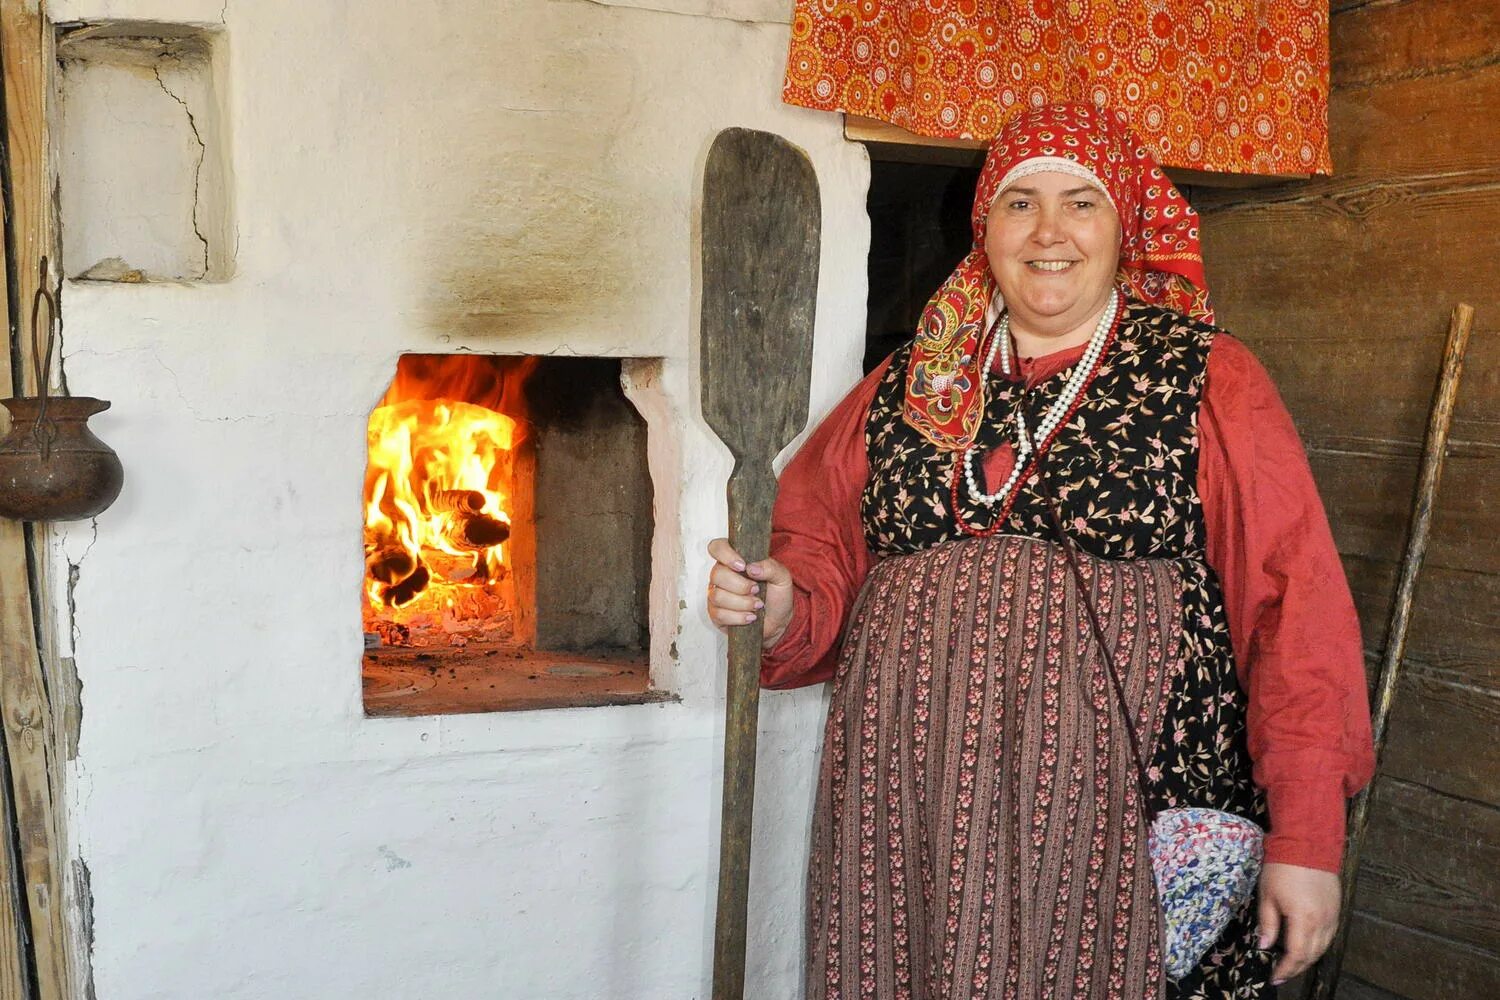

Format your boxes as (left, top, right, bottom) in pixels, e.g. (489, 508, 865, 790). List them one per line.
(0, 2, 88, 997)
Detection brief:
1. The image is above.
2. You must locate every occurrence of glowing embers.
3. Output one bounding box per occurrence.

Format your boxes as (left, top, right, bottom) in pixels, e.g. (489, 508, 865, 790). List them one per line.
(362, 355, 536, 650)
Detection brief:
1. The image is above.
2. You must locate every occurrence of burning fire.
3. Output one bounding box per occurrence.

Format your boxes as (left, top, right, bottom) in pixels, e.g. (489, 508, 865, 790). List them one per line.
(363, 355, 535, 644)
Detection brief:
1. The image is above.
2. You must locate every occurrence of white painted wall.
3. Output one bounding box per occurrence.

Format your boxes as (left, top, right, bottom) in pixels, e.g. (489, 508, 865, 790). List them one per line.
(43, 1, 871, 997)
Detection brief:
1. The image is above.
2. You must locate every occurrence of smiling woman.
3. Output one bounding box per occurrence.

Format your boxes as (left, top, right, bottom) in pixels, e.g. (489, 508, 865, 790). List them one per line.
(984, 171, 1121, 354)
(706, 103, 1376, 1000)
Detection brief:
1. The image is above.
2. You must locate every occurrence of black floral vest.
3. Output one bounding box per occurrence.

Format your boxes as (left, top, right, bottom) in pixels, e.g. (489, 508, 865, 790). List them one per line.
(860, 300, 1264, 825)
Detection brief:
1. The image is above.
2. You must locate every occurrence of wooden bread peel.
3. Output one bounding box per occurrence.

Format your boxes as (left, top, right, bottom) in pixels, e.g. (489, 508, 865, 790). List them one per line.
(699, 126, 821, 1000)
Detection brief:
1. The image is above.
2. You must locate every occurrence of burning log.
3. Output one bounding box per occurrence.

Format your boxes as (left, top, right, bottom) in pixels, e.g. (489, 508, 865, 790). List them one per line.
(381, 564, 431, 607)
(429, 489, 486, 514)
(366, 545, 418, 585)
(439, 512, 510, 551)
(424, 551, 481, 583)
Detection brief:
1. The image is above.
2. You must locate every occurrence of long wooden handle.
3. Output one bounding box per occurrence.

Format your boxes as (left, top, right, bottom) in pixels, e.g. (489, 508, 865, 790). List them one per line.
(712, 458, 776, 1000)
(1301, 303, 1475, 999)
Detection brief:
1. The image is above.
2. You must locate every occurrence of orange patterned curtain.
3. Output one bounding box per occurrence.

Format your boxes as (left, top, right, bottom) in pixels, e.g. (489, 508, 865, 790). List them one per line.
(783, 0, 1331, 176)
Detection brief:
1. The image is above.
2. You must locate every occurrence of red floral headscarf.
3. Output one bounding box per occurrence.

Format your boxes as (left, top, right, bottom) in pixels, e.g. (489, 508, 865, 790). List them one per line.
(903, 103, 1214, 451)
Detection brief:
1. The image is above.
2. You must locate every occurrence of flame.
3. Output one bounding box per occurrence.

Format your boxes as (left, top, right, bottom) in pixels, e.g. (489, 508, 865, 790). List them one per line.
(362, 355, 535, 634)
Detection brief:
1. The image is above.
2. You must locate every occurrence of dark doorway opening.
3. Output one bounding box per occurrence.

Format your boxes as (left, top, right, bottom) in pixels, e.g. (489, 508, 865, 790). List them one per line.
(864, 156, 981, 373)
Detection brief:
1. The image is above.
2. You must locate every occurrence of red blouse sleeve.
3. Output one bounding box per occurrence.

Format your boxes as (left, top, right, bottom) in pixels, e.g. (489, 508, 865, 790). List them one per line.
(1199, 335, 1377, 873)
(758, 359, 890, 689)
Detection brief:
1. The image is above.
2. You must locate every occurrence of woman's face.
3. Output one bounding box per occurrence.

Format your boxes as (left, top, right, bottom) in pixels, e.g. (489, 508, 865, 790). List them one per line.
(984, 170, 1122, 339)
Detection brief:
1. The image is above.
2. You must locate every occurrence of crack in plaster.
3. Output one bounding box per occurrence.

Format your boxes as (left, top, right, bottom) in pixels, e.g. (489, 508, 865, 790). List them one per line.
(72, 858, 98, 1000)
(60, 519, 95, 767)
(50, 175, 74, 396)
(61, 347, 375, 425)
(152, 64, 211, 279)
(443, 342, 602, 359)
(555, 0, 785, 27)
(60, 346, 276, 424)
(65, 518, 100, 654)
(144, 348, 203, 417)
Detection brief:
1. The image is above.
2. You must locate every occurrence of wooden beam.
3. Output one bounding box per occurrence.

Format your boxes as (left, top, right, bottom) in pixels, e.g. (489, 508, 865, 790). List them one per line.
(1352, 776, 1500, 953)
(0, 2, 78, 999)
(4, 1, 53, 393)
(844, 114, 986, 153)
(844, 113, 1311, 188)
(0, 729, 32, 997)
(0, 22, 33, 999)
(0, 521, 69, 1000)
(1331, 0, 1500, 90)
(1343, 910, 1500, 1000)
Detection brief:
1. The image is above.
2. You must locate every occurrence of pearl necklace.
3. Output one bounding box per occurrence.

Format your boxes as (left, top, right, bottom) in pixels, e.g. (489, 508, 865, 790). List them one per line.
(962, 290, 1119, 507)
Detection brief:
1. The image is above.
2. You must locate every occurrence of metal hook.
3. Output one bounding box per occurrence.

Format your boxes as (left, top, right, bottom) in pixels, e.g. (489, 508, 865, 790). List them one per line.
(29, 256, 59, 459)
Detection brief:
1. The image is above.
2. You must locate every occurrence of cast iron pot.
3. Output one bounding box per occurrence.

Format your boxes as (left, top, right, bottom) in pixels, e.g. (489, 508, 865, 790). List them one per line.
(0, 395, 124, 521)
(0, 258, 124, 522)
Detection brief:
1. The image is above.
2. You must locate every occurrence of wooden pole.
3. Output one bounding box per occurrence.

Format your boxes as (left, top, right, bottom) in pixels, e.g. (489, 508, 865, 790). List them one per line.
(0, 2, 78, 998)
(1301, 303, 1476, 1000)
(0, 707, 31, 997)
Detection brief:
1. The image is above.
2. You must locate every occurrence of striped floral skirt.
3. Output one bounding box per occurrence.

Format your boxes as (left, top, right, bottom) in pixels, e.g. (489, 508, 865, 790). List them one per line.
(806, 533, 1251, 999)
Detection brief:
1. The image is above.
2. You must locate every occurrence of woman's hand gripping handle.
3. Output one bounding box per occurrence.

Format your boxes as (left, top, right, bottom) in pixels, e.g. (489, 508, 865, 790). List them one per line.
(706, 538, 795, 651)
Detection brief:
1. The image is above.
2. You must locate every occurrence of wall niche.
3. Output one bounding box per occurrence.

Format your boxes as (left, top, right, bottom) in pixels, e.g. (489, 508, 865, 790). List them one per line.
(58, 22, 234, 282)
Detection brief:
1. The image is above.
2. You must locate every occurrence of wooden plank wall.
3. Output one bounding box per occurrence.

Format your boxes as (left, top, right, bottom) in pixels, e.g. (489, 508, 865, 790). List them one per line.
(1194, 2, 1500, 997)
